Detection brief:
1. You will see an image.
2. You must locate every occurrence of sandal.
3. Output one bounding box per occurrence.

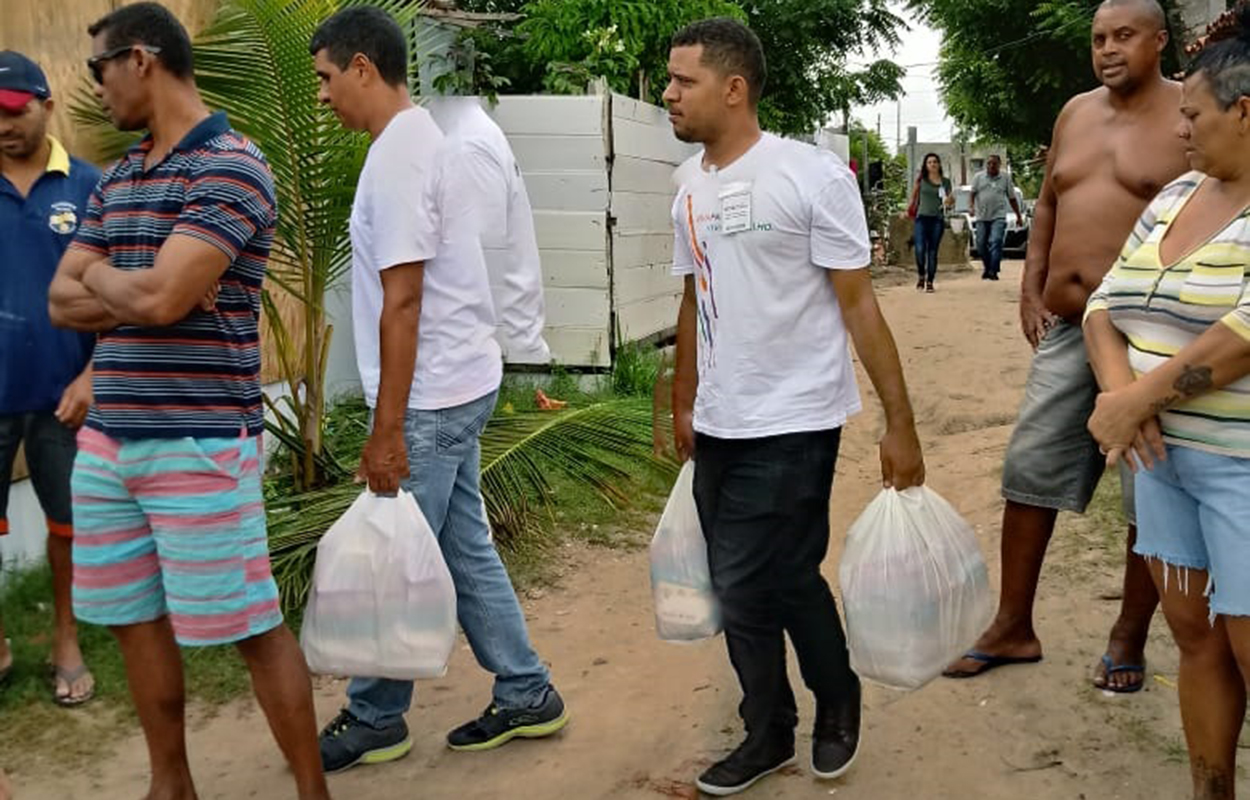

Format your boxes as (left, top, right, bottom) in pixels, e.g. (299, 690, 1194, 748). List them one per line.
(52, 663, 95, 707)
(1093, 653, 1146, 694)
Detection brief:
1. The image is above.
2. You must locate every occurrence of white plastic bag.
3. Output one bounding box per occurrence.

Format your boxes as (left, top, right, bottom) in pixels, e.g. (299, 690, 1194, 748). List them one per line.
(839, 486, 991, 690)
(649, 462, 721, 641)
(301, 490, 458, 680)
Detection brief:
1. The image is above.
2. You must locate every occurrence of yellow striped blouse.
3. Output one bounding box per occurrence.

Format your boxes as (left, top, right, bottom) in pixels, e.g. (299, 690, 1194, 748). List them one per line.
(1086, 171, 1250, 457)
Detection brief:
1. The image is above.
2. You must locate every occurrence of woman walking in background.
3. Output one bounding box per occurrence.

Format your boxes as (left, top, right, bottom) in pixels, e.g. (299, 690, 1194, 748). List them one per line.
(909, 152, 953, 292)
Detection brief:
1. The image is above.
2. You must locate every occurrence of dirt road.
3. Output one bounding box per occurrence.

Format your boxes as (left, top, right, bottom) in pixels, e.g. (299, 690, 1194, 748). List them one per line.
(21, 262, 1191, 799)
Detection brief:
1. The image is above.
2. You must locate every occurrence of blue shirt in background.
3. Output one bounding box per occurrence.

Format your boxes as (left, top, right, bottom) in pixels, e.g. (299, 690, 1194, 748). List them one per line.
(0, 137, 99, 414)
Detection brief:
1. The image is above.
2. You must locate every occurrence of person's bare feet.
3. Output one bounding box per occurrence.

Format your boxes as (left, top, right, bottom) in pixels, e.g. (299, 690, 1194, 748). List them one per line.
(0, 766, 13, 800)
(943, 619, 1043, 678)
(51, 634, 94, 706)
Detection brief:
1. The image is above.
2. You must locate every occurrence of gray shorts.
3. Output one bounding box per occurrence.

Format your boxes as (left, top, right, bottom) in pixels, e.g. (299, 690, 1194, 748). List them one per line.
(1001, 321, 1135, 523)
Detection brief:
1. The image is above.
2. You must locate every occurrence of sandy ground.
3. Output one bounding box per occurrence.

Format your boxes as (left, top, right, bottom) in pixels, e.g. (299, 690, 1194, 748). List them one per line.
(16, 261, 1195, 800)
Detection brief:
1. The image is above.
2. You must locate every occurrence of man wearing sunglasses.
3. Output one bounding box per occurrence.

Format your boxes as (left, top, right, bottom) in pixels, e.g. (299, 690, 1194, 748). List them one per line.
(47, 4, 330, 799)
(0, 50, 99, 708)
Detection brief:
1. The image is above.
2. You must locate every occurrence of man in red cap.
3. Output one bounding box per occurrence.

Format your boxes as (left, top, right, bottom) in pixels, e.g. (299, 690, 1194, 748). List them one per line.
(0, 50, 100, 706)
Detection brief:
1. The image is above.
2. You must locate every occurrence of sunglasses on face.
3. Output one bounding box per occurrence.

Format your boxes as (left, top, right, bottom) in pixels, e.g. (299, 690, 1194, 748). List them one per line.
(87, 44, 162, 84)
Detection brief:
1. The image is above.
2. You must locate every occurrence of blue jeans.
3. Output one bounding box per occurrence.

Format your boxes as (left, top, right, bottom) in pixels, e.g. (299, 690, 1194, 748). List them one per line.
(913, 215, 944, 283)
(976, 219, 1007, 277)
(347, 390, 552, 728)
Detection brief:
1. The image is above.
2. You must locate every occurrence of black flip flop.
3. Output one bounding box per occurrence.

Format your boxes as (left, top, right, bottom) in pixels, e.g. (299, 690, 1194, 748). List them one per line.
(943, 650, 1043, 679)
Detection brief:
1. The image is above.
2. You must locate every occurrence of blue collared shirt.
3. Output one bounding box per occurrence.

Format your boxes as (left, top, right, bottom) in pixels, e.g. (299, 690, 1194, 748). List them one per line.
(0, 138, 100, 414)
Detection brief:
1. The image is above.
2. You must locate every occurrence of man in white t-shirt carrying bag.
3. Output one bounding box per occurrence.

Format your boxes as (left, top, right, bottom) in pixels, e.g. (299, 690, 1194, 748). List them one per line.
(308, 8, 566, 773)
(426, 96, 550, 365)
(664, 19, 926, 796)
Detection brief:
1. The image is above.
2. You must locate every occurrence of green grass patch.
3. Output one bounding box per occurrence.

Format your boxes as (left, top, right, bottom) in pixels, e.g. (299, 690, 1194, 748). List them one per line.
(0, 563, 250, 768)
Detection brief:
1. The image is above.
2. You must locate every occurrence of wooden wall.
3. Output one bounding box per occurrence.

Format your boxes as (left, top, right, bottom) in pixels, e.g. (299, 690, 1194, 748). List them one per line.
(1, 0, 220, 158)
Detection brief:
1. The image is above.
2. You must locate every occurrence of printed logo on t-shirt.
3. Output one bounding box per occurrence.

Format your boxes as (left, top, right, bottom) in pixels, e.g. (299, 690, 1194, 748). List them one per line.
(47, 201, 79, 235)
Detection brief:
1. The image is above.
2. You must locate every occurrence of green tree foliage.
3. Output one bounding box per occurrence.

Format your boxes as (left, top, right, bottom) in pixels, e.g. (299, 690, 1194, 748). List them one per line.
(909, 0, 1185, 148)
(454, 0, 906, 137)
(745, 0, 906, 135)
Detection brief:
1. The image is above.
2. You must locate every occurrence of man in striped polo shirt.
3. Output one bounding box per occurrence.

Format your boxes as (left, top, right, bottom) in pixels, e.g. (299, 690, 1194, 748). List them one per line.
(47, 4, 329, 799)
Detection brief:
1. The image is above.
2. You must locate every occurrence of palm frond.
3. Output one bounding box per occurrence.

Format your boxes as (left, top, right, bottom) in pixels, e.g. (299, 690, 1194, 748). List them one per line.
(266, 397, 675, 614)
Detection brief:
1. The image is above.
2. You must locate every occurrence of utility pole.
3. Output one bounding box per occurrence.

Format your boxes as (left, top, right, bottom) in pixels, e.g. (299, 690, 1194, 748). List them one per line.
(896, 97, 902, 152)
(907, 126, 918, 186)
(862, 135, 870, 193)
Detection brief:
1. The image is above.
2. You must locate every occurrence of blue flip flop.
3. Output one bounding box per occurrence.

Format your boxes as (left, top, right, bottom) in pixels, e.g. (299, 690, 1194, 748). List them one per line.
(1094, 653, 1146, 694)
(943, 649, 1043, 679)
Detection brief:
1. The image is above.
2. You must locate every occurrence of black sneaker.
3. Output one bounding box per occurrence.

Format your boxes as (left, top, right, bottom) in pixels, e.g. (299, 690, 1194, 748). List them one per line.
(696, 738, 796, 796)
(318, 709, 413, 773)
(446, 685, 568, 752)
(812, 687, 862, 780)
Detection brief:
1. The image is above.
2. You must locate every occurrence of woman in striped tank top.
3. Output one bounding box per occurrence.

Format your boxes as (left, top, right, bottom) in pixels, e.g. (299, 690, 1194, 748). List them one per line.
(1084, 5, 1250, 796)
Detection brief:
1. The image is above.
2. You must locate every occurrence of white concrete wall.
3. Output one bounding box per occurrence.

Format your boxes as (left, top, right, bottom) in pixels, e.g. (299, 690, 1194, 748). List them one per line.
(485, 94, 613, 367)
(609, 94, 700, 346)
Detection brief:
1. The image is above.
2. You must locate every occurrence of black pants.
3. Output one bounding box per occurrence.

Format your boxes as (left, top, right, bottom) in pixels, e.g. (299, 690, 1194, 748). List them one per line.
(693, 429, 858, 744)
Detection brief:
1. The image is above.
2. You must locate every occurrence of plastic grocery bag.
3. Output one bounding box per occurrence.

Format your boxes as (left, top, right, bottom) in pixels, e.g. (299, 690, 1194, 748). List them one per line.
(839, 486, 991, 691)
(650, 462, 722, 641)
(301, 490, 458, 680)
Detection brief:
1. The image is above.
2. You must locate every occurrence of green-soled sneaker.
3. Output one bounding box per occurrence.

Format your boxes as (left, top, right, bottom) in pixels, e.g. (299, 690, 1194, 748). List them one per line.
(318, 709, 412, 773)
(446, 686, 568, 752)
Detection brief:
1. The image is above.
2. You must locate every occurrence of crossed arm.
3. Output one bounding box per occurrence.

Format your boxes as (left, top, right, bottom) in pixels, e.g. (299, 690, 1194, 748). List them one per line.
(49, 235, 231, 332)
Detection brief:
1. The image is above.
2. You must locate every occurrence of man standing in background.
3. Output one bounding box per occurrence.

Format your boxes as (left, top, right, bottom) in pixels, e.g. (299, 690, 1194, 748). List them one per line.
(0, 50, 98, 707)
(427, 95, 550, 365)
(969, 154, 1023, 280)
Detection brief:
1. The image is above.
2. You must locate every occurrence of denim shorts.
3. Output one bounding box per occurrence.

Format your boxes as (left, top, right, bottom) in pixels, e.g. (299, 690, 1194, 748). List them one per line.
(1134, 445, 1250, 617)
(1001, 321, 1135, 522)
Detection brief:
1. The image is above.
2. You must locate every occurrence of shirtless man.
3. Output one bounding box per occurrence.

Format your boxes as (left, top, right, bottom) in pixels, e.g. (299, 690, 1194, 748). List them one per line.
(945, 0, 1189, 692)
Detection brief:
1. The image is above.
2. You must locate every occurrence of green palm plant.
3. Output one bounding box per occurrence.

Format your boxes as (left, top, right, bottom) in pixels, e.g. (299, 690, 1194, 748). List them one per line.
(69, 0, 429, 491)
(267, 396, 677, 613)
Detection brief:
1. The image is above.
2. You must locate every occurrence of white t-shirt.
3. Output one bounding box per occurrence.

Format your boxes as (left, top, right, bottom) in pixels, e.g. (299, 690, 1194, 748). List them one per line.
(426, 97, 550, 365)
(671, 133, 869, 439)
(350, 106, 502, 410)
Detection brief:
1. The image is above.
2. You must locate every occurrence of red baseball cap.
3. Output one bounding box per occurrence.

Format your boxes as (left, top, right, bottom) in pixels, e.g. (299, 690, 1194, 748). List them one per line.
(0, 51, 51, 113)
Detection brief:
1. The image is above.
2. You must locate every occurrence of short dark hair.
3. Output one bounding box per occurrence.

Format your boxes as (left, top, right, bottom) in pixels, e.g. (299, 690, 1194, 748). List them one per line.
(1098, 0, 1168, 32)
(88, 2, 195, 80)
(1186, 2, 1250, 110)
(671, 18, 767, 105)
(310, 6, 409, 88)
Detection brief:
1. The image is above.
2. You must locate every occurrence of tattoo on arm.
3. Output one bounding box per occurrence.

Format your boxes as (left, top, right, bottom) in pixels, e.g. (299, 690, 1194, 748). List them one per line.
(1174, 364, 1214, 397)
(1148, 364, 1216, 416)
